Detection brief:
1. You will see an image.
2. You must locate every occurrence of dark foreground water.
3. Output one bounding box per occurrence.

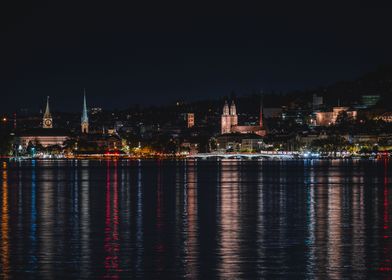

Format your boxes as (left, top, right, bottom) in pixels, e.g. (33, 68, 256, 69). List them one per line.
(0, 159, 391, 279)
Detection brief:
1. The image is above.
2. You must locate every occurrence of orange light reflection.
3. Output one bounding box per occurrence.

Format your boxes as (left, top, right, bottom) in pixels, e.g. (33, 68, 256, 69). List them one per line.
(1, 169, 9, 279)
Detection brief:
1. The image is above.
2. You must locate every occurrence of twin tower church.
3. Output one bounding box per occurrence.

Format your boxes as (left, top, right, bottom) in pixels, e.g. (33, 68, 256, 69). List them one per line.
(221, 100, 266, 136)
(42, 93, 89, 133)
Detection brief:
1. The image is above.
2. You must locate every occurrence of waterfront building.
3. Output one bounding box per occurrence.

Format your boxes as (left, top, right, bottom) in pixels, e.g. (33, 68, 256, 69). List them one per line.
(17, 128, 71, 148)
(180, 141, 199, 155)
(241, 137, 265, 151)
(17, 97, 70, 148)
(220, 100, 266, 136)
(350, 134, 379, 145)
(295, 132, 330, 147)
(215, 133, 264, 152)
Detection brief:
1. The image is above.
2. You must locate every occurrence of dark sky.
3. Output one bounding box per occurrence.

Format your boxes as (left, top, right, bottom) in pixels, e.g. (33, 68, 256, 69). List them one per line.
(1, 2, 392, 112)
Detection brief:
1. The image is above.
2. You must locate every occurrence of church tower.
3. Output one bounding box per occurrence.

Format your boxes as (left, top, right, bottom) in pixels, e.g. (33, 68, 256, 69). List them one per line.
(230, 100, 238, 127)
(43, 96, 53, 129)
(81, 90, 89, 133)
(221, 100, 231, 134)
(259, 96, 264, 129)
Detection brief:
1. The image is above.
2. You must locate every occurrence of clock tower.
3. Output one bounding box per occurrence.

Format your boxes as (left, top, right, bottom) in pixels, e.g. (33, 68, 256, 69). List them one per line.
(43, 96, 53, 129)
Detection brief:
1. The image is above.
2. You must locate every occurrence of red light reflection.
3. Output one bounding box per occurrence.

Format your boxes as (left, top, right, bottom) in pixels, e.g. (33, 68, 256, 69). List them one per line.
(104, 161, 120, 279)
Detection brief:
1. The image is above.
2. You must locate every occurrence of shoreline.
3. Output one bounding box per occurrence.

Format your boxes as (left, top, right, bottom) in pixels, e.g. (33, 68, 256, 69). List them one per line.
(5, 154, 389, 161)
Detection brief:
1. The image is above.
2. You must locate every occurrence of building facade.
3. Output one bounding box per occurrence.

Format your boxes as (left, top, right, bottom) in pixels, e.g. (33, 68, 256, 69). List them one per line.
(18, 129, 70, 148)
(187, 113, 195, 128)
(215, 133, 264, 152)
(315, 107, 357, 126)
(221, 100, 266, 136)
(18, 97, 70, 148)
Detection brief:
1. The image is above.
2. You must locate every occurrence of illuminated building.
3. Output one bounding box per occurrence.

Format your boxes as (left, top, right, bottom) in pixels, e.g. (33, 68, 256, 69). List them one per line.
(187, 113, 195, 128)
(90, 107, 102, 115)
(215, 133, 264, 152)
(180, 141, 199, 155)
(315, 107, 357, 126)
(221, 101, 231, 134)
(241, 138, 264, 151)
(78, 102, 123, 151)
(81, 91, 89, 133)
(17, 97, 70, 148)
(17, 129, 70, 148)
(376, 112, 392, 122)
(221, 100, 266, 136)
(229, 100, 238, 127)
(295, 132, 330, 147)
(281, 108, 309, 125)
(361, 94, 380, 108)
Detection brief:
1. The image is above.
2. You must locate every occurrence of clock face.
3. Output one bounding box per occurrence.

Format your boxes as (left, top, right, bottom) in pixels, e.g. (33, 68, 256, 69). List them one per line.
(44, 119, 52, 127)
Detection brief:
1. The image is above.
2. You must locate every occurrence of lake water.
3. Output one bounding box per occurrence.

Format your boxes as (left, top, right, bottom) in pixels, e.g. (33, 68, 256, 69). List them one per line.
(0, 159, 391, 279)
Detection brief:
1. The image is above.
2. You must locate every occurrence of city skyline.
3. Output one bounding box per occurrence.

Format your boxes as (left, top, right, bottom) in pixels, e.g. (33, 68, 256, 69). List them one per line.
(2, 3, 392, 279)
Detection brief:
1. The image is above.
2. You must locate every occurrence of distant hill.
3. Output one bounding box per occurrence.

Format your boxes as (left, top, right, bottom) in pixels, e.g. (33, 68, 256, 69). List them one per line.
(235, 64, 392, 110)
(127, 64, 392, 116)
(313, 64, 392, 108)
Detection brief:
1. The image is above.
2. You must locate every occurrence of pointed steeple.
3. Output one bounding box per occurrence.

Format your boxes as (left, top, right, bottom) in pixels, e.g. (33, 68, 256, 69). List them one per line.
(81, 89, 89, 134)
(230, 100, 237, 116)
(223, 100, 230, 115)
(259, 95, 264, 128)
(44, 96, 51, 118)
(82, 90, 88, 122)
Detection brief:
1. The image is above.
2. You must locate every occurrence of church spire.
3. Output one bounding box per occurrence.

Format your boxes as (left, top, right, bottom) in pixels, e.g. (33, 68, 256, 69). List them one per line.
(259, 95, 264, 128)
(43, 96, 53, 128)
(223, 100, 230, 115)
(44, 96, 51, 118)
(230, 100, 236, 116)
(81, 89, 89, 133)
(82, 90, 88, 122)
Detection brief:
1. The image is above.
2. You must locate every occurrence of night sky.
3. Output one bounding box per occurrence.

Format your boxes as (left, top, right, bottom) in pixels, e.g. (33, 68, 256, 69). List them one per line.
(1, 2, 392, 112)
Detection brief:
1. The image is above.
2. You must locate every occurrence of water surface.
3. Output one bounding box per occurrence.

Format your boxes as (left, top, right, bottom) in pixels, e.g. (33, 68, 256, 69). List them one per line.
(0, 159, 391, 279)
